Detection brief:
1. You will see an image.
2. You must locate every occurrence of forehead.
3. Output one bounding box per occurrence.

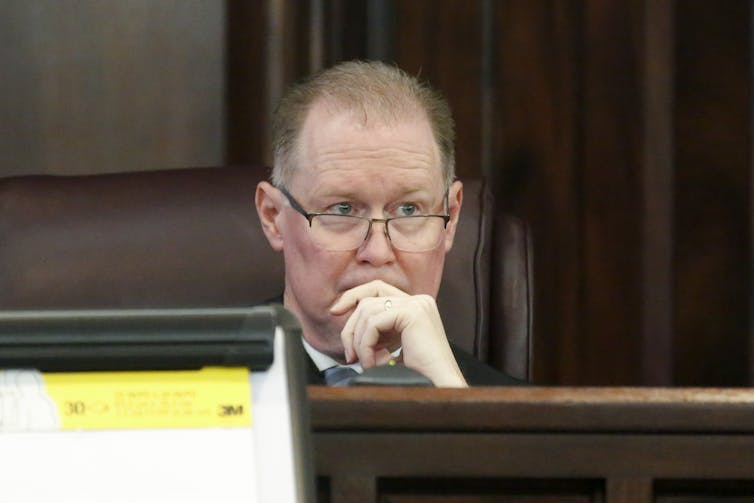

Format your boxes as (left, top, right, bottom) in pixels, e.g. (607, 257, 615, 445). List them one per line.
(291, 102, 444, 195)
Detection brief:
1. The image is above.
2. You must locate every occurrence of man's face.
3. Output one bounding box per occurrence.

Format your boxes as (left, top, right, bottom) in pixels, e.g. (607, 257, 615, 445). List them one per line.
(264, 103, 462, 360)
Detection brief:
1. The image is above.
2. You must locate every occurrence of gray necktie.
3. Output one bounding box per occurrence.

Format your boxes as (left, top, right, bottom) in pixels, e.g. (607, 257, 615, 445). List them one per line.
(322, 366, 359, 387)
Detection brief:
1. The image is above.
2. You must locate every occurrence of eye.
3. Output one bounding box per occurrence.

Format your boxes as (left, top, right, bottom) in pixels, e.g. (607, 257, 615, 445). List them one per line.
(328, 202, 354, 215)
(397, 203, 418, 216)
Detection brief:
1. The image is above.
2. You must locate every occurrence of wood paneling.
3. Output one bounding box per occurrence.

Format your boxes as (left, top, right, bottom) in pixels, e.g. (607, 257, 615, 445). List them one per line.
(673, 0, 752, 386)
(380, 479, 599, 503)
(491, 1, 583, 384)
(393, 0, 485, 179)
(226, 0, 269, 166)
(640, 0, 675, 385)
(581, 0, 645, 384)
(0, 1, 224, 176)
(656, 480, 754, 502)
(310, 387, 754, 503)
(487, 0, 750, 385)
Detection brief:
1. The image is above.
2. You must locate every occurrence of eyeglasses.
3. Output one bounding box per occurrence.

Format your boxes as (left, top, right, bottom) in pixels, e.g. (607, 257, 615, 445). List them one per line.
(280, 188, 450, 252)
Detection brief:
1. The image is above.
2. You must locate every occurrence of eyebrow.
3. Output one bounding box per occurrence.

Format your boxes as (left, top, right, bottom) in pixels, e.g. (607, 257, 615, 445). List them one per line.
(314, 186, 433, 199)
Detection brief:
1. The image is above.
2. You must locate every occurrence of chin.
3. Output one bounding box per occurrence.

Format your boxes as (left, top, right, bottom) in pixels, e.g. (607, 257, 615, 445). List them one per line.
(326, 309, 350, 332)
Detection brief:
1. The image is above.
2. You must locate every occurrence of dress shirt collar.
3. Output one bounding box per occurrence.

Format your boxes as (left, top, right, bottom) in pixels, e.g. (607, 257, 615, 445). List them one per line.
(301, 336, 364, 373)
(300, 336, 402, 374)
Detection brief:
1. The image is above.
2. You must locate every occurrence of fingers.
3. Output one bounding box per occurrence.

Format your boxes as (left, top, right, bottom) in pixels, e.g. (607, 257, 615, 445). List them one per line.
(330, 280, 407, 315)
(332, 280, 408, 364)
(331, 281, 466, 386)
(343, 302, 404, 368)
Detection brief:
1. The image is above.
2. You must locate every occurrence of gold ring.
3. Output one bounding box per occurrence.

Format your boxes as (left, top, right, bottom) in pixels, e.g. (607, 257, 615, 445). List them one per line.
(384, 299, 392, 311)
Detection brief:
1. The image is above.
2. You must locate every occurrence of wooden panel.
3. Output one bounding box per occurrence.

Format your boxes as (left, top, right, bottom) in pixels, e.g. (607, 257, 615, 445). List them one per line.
(323, 0, 368, 64)
(311, 389, 754, 502)
(491, 0, 582, 384)
(309, 386, 754, 433)
(226, 0, 316, 167)
(673, 0, 752, 386)
(315, 432, 754, 479)
(0, 0, 224, 176)
(606, 478, 652, 503)
(659, 497, 754, 503)
(226, 0, 373, 166)
(226, 0, 269, 166)
(392, 0, 484, 179)
(657, 480, 754, 502)
(639, 0, 674, 385)
(380, 479, 599, 503)
(382, 497, 593, 503)
(581, 0, 645, 385)
(330, 475, 375, 503)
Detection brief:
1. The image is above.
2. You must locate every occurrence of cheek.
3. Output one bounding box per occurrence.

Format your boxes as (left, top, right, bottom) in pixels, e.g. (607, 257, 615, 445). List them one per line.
(400, 250, 446, 296)
(283, 234, 350, 296)
(281, 219, 325, 273)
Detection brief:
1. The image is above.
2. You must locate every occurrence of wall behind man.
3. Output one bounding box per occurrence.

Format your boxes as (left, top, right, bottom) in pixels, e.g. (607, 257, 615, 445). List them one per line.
(2, 0, 751, 387)
(0, 0, 225, 176)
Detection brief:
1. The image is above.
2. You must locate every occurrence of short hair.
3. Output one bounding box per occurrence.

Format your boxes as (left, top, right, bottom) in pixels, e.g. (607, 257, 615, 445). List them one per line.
(271, 60, 455, 189)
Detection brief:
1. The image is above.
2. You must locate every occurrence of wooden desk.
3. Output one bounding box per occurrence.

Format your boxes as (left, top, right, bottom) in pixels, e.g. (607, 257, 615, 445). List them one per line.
(309, 386, 754, 503)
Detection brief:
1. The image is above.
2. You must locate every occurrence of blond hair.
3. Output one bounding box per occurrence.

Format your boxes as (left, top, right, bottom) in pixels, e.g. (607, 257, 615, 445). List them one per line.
(271, 60, 455, 189)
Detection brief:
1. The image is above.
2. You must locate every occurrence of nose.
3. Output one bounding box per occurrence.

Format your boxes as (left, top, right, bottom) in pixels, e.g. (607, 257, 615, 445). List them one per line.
(355, 221, 395, 266)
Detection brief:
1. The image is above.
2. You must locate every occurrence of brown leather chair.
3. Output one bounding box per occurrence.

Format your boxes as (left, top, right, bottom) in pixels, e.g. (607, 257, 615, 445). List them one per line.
(0, 166, 533, 381)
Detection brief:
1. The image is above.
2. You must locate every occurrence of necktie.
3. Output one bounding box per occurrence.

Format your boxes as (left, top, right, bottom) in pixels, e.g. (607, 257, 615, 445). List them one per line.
(322, 366, 359, 387)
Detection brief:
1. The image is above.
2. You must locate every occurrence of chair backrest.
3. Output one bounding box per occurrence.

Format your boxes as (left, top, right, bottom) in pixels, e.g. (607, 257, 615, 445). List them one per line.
(0, 166, 532, 381)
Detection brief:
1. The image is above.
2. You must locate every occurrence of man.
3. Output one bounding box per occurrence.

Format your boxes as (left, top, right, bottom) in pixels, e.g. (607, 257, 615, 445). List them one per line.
(256, 60, 518, 386)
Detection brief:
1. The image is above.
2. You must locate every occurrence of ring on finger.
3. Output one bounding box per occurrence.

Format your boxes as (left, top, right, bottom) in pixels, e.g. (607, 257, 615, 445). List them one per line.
(384, 299, 392, 311)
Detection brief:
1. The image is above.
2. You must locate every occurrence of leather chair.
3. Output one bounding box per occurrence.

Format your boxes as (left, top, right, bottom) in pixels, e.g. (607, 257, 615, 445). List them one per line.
(0, 166, 533, 381)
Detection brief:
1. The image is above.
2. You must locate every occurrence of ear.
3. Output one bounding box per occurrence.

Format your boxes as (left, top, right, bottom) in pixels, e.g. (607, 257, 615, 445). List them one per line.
(255, 181, 285, 251)
(443, 180, 463, 253)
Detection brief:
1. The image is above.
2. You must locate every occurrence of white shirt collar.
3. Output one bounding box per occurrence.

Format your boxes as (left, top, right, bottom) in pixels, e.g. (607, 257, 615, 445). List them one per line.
(300, 336, 402, 374)
(301, 336, 364, 373)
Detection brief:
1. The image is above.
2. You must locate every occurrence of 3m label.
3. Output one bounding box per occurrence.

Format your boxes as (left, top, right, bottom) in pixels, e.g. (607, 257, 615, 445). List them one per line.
(0, 367, 252, 431)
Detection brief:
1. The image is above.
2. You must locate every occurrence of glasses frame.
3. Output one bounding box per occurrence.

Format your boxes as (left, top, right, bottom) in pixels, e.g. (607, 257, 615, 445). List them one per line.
(279, 187, 451, 251)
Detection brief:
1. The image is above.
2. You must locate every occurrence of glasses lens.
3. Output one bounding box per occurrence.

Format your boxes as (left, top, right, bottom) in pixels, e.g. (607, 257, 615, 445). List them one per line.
(308, 214, 446, 252)
(310, 215, 370, 251)
(388, 216, 446, 252)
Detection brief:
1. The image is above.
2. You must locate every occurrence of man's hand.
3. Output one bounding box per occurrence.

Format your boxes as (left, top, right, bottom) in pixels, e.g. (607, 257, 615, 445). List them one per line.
(329, 280, 467, 387)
